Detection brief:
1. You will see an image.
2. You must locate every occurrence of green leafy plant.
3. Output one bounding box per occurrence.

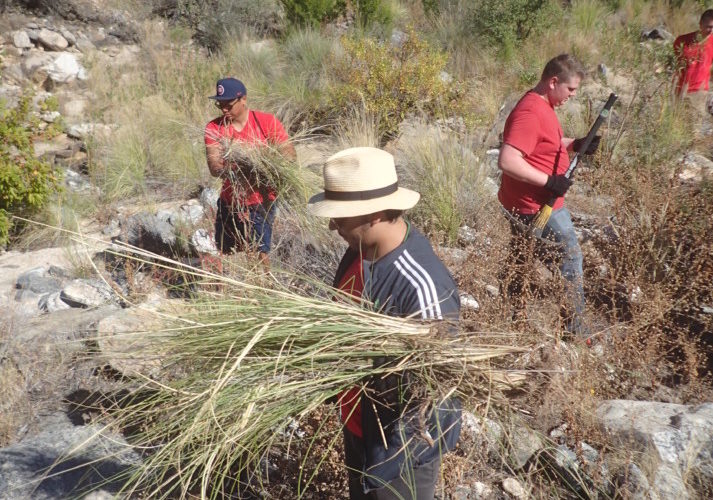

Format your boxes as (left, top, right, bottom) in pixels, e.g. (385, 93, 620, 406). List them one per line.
(329, 29, 466, 142)
(469, 0, 561, 55)
(279, 0, 345, 28)
(0, 95, 61, 246)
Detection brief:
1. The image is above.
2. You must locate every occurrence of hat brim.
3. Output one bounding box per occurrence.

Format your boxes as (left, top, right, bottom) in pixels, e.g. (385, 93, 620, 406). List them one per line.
(208, 94, 244, 100)
(307, 188, 420, 218)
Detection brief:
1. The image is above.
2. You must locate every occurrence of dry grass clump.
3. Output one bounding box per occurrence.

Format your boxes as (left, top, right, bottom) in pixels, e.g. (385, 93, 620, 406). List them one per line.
(85, 246, 522, 499)
(395, 124, 493, 245)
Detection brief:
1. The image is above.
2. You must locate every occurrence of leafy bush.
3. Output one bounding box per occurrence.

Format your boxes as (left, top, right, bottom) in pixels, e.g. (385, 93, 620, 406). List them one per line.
(329, 29, 466, 142)
(469, 0, 561, 55)
(279, 0, 344, 28)
(0, 95, 61, 246)
(151, 0, 286, 51)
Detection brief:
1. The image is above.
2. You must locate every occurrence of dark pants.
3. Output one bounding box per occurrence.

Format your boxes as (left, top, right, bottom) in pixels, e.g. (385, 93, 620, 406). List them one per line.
(215, 198, 275, 254)
(343, 429, 440, 500)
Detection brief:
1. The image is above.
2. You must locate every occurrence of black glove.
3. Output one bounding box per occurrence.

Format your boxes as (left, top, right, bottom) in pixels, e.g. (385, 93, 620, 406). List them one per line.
(545, 174, 573, 197)
(572, 135, 601, 155)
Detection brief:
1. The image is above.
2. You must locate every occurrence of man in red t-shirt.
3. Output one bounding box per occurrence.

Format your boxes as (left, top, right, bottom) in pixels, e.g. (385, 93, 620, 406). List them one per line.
(498, 54, 600, 337)
(674, 9, 713, 96)
(205, 77, 296, 267)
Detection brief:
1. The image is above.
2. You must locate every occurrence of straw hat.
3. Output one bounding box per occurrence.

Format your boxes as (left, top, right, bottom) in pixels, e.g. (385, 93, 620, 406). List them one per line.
(308, 147, 420, 218)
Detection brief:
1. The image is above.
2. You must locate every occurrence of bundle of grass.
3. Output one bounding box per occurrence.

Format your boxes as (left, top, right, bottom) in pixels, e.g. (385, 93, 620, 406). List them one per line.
(219, 137, 321, 208)
(92, 246, 521, 499)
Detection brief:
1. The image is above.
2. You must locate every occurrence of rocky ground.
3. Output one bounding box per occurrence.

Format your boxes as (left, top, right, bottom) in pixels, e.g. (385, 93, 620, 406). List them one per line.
(1, 2, 713, 499)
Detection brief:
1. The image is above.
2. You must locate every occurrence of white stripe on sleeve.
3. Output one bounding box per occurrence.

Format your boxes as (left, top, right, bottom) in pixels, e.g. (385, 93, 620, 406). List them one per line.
(394, 258, 430, 319)
(402, 250, 443, 319)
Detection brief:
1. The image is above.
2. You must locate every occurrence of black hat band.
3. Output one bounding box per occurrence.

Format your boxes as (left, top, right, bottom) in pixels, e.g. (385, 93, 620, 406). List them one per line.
(324, 182, 398, 201)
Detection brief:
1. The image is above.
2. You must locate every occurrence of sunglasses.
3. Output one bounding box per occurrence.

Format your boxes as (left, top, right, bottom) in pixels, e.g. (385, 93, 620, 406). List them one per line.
(215, 98, 241, 109)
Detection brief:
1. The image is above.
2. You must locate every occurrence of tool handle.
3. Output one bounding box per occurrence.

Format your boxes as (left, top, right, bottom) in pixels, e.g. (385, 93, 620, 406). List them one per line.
(565, 92, 618, 178)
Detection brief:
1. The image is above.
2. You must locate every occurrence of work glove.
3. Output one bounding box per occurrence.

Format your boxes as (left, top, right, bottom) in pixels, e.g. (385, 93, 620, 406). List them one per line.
(572, 135, 601, 155)
(545, 174, 573, 197)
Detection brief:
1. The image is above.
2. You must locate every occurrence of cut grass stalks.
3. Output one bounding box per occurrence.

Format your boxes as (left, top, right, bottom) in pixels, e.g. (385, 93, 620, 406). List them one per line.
(78, 242, 523, 499)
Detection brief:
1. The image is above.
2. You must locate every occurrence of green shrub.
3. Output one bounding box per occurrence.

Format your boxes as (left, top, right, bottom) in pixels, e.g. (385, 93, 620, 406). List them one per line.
(279, 0, 344, 28)
(329, 29, 465, 142)
(151, 0, 286, 51)
(469, 0, 561, 55)
(0, 95, 61, 246)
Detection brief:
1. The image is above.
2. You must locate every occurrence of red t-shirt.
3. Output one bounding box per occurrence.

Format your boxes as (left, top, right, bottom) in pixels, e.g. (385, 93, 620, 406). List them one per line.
(674, 31, 713, 94)
(336, 256, 364, 438)
(498, 91, 570, 215)
(205, 110, 289, 206)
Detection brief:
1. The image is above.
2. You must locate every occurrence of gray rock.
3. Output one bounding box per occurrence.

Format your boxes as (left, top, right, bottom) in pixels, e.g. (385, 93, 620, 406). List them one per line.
(16, 267, 63, 294)
(0, 412, 140, 499)
(75, 35, 96, 53)
(458, 225, 478, 245)
(679, 152, 713, 182)
(37, 28, 69, 51)
(391, 29, 407, 48)
(485, 284, 499, 298)
(67, 123, 113, 140)
(39, 291, 72, 313)
(26, 28, 39, 42)
(60, 279, 115, 308)
(614, 463, 654, 499)
(178, 202, 205, 226)
(199, 187, 219, 213)
(191, 228, 218, 255)
(102, 219, 121, 238)
(597, 400, 713, 499)
(641, 26, 674, 41)
(26, 22, 39, 30)
(60, 99, 88, 120)
(124, 212, 178, 256)
(47, 52, 84, 83)
(508, 425, 543, 469)
(501, 477, 527, 499)
(40, 111, 61, 123)
(3, 64, 25, 84)
(437, 246, 468, 267)
(59, 28, 76, 46)
(95, 307, 169, 378)
(22, 52, 54, 81)
(460, 292, 480, 312)
(64, 168, 93, 193)
(12, 30, 33, 49)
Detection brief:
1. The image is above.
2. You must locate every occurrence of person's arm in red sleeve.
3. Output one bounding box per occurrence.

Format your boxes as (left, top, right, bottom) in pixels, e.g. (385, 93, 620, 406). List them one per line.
(499, 110, 549, 187)
(267, 116, 296, 159)
(205, 123, 227, 178)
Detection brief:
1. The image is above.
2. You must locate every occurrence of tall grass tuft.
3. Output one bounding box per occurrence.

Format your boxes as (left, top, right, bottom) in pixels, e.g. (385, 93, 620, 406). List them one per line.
(88, 245, 520, 499)
(396, 125, 491, 244)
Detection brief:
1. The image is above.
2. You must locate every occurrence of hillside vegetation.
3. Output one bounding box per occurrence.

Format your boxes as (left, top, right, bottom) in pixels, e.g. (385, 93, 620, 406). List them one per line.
(3, 0, 712, 498)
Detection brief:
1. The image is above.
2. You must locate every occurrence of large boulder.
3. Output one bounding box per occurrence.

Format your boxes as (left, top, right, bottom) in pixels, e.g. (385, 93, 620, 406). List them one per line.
(46, 52, 86, 83)
(60, 279, 116, 308)
(597, 400, 713, 499)
(0, 412, 139, 499)
(37, 28, 69, 51)
(95, 305, 172, 378)
(123, 212, 179, 256)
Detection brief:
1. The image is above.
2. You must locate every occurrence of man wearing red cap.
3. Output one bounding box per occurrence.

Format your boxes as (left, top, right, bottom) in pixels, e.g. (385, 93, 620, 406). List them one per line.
(205, 77, 296, 266)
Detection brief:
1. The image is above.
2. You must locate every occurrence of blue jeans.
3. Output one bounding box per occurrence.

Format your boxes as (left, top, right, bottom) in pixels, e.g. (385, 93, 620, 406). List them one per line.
(505, 207, 587, 336)
(215, 199, 275, 254)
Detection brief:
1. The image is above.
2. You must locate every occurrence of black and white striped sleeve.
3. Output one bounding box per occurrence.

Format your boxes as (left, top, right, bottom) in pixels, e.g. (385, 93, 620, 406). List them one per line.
(393, 250, 459, 320)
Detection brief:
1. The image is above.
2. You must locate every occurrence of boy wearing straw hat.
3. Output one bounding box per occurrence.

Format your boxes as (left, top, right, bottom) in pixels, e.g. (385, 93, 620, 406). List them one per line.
(497, 54, 599, 337)
(205, 77, 296, 267)
(308, 147, 461, 499)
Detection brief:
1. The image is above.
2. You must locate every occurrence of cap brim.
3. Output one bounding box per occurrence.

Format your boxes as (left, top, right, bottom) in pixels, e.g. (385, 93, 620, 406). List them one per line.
(307, 188, 420, 218)
(208, 94, 244, 100)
